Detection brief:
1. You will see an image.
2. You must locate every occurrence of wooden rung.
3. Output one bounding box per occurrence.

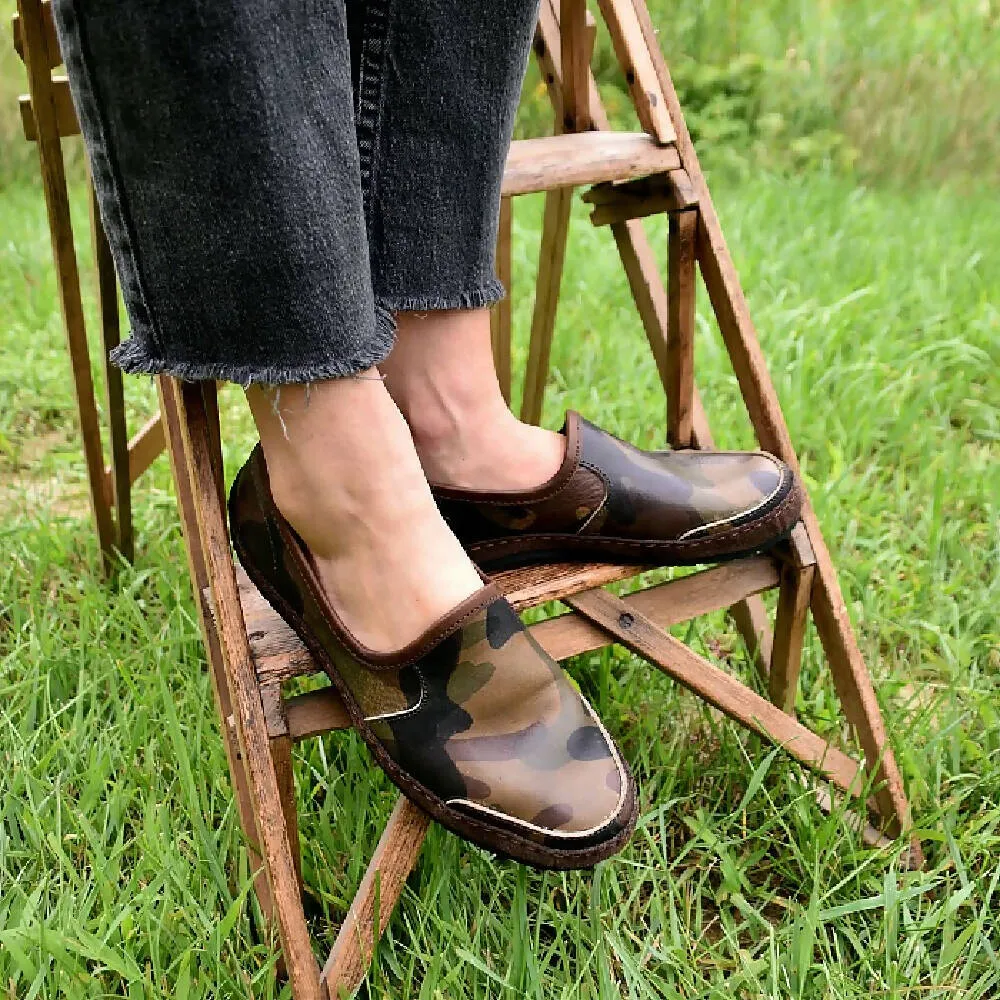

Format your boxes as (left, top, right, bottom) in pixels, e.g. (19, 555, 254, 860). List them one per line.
(502, 132, 680, 198)
(101, 414, 166, 507)
(584, 168, 697, 227)
(11, 2, 62, 70)
(532, 555, 779, 661)
(285, 688, 351, 740)
(499, 560, 655, 608)
(19, 77, 79, 142)
(567, 588, 865, 797)
(320, 796, 430, 996)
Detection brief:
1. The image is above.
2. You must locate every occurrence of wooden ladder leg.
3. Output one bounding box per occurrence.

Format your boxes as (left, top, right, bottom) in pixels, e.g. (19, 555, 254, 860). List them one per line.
(90, 183, 133, 562)
(173, 380, 321, 997)
(533, 2, 774, 674)
(769, 554, 815, 714)
(666, 208, 697, 449)
(157, 378, 280, 927)
(520, 186, 572, 426)
(629, 0, 916, 850)
(159, 378, 321, 995)
(321, 797, 429, 998)
(17, 0, 115, 573)
(260, 683, 303, 892)
(520, 0, 593, 428)
(491, 195, 514, 404)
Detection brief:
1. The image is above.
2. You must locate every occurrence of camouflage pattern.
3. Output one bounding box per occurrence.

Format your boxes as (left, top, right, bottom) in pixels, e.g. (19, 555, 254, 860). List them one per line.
(368, 599, 626, 840)
(433, 411, 797, 554)
(229, 446, 632, 848)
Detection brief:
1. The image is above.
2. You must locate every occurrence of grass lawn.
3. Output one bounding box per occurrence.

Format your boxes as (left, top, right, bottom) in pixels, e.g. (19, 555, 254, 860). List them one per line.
(2, 160, 998, 997)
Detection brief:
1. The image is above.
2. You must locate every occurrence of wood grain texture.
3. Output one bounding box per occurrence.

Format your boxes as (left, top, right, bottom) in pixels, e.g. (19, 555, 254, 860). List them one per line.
(769, 562, 815, 714)
(596, 0, 675, 143)
(560, 0, 593, 132)
(630, 0, 915, 846)
(17, 0, 115, 573)
(269, 733, 303, 890)
(585, 168, 696, 226)
(158, 378, 281, 936)
(320, 798, 429, 998)
(89, 183, 132, 561)
(502, 132, 680, 197)
(10, 0, 60, 69)
(667, 209, 697, 448)
(520, 185, 572, 426)
(491, 196, 513, 404)
(175, 382, 321, 999)
(567, 588, 864, 794)
(19, 76, 79, 141)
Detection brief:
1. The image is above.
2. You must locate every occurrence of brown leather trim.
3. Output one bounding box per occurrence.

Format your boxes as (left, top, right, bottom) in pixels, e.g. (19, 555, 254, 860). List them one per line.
(247, 447, 501, 670)
(467, 475, 803, 569)
(428, 410, 589, 505)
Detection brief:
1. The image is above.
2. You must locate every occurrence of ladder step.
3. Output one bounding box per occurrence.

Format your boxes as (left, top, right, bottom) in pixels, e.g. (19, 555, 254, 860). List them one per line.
(19, 76, 78, 142)
(502, 131, 680, 197)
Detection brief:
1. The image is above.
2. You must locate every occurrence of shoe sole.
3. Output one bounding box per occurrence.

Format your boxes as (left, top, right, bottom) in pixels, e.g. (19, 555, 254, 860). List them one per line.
(232, 531, 638, 871)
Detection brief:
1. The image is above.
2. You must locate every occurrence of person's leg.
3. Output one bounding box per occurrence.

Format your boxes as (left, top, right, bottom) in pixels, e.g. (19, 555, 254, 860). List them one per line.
(53, 0, 639, 867)
(52, 0, 484, 649)
(354, 0, 565, 490)
(245, 376, 481, 650)
(381, 310, 565, 490)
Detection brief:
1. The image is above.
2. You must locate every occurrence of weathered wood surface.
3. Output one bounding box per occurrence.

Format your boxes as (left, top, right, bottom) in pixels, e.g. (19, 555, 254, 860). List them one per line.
(11, 0, 60, 69)
(320, 798, 430, 997)
(490, 196, 513, 404)
(502, 131, 680, 197)
(17, 0, 115, 571)
(596, 0, 675, 143)
(175, 381, 322, 1000)
(667, 209, 697, 448)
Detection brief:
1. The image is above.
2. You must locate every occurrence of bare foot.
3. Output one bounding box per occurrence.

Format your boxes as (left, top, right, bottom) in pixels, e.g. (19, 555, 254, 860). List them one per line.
(382, 308, 566, 490)
(246, 376, 484, 653)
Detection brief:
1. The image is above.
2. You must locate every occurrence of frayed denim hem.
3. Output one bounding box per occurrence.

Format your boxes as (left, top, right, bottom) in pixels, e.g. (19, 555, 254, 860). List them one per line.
(378, 278, 506, 314)
(108, 307, 398, 386)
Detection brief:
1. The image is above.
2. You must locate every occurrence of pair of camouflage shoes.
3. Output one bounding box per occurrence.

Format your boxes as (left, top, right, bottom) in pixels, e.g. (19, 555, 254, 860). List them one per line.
(229, 412, 802, 869)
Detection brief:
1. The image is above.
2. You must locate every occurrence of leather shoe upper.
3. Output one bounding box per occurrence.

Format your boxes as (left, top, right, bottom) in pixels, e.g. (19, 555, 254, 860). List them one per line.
(431, 411, 800, 561)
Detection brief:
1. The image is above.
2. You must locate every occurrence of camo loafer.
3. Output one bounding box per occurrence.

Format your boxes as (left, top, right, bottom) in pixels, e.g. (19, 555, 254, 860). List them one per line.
(431, 411, 802, 571)
(229, 445, 636, 870)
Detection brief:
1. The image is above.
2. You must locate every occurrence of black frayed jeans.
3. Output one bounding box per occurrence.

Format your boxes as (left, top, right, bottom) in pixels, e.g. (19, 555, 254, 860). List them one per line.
(52, 0, 540, 384)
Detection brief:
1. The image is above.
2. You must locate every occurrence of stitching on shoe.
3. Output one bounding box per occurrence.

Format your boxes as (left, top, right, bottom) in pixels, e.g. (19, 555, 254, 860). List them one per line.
(676, 457, 789, 541)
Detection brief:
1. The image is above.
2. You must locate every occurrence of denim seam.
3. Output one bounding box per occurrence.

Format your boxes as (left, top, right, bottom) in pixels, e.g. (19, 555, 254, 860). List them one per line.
(354, 0, 395, 224)
(376, 279, 508, 315)
(60, 0, 162, 355)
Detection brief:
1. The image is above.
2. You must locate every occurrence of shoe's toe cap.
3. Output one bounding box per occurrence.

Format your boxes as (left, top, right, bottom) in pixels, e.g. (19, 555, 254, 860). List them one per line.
(671, 451, 798, 540)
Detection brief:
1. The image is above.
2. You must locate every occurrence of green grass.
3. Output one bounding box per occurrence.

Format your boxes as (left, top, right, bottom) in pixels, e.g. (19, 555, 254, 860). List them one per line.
(2, 0, 999, 994)
(2, 162, 998, 996)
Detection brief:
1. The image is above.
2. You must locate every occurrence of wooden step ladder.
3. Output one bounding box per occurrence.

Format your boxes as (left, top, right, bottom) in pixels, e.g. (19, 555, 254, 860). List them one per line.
(15, 0, 920, 995)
